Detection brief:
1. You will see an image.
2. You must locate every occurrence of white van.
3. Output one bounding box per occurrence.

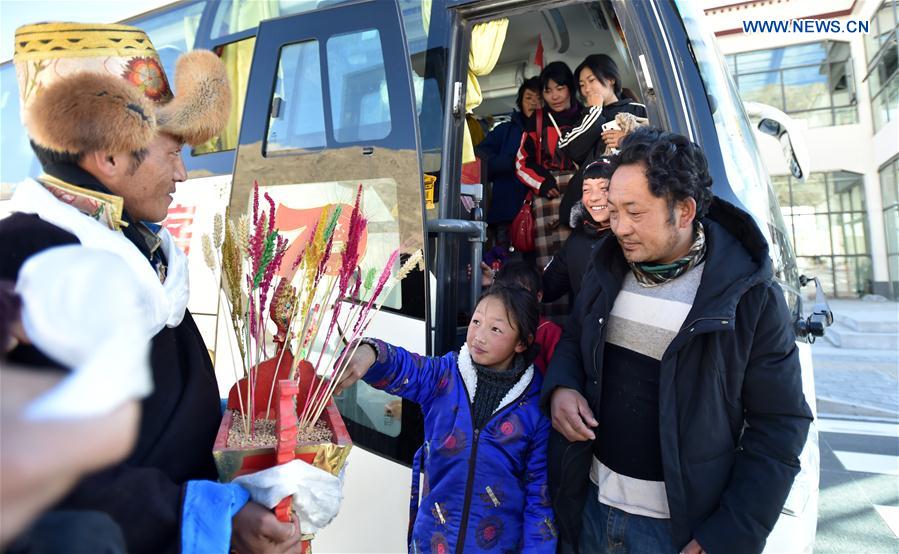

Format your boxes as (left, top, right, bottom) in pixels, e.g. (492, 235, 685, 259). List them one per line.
(0, 1, 822, 552)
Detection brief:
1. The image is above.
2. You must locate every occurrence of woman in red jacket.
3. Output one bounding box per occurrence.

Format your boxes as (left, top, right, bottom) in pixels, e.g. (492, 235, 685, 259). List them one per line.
(514, 61, 582, 322)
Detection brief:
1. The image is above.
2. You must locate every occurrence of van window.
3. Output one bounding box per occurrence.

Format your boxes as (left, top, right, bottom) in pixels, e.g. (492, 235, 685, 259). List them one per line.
(209, 0, 350, 40)
(131, 0, 206, 78)
(265, 40, 327, 153)
(193, 37, 256, 155)
(675, 0, 801, 311)
(327, 29, 392, 143)
(399, 0, 445, 173)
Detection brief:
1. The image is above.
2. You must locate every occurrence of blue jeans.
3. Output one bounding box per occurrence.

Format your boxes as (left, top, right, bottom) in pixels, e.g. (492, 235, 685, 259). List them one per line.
(578, 483, 676, 554)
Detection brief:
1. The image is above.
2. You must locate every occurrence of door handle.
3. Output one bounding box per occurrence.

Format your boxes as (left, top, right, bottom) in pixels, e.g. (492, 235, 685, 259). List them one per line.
(361, 146, 374, 156)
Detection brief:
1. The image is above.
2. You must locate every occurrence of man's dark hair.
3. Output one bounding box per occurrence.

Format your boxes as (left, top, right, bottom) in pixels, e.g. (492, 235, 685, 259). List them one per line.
(494, 260, 542, 295)
(515, 77, 541, 113)
(30, 141, 148, 176)
(539, 61, 576, 99)
(574, 54, 623, 100)
(30, 141, 84, 168)
(607, 127, 713, 220)
(478, 283, 540, 367)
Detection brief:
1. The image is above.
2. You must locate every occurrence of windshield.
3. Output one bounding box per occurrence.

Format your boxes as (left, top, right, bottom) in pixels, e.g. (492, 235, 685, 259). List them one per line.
(674, 0, 801, 311)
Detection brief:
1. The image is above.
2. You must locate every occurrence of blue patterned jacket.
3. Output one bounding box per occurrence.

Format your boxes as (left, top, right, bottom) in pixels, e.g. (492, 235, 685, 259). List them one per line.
(362, 340, 557, 553)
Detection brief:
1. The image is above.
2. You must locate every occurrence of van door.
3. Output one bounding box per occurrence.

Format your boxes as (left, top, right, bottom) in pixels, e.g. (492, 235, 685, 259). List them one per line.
(227, 3, 425, 550)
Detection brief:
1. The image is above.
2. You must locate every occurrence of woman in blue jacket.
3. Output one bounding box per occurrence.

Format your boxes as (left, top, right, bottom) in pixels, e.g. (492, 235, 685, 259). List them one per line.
(476, 77, 541, 246)
(335, 285, 556, 553)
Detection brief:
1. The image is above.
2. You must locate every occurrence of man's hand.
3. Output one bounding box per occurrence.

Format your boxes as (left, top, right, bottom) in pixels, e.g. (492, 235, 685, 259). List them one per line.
(232, 501, 301, 554)
(539, 180, 560, 199)
(681, 539, 706, 554)
(601, 129, 626, 149)
(550, 388, 598, 441)
(480, 262, 495, 288)
(334, 342, 377, 395)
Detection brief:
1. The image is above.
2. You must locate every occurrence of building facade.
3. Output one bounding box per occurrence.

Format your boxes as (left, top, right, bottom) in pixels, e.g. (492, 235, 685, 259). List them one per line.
(702, 0, 898, 299)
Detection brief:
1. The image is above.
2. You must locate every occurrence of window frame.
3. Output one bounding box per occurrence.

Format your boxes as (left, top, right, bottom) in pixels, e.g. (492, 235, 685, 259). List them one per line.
(775, 171, 874, 298)
(726, 40, 859, 128)
(863, 1, 899, 132)
(879, 156, 899, 298)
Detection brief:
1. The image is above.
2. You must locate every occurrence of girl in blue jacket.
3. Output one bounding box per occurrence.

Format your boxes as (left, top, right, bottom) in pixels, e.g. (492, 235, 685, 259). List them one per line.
(335, 284, 557, 553)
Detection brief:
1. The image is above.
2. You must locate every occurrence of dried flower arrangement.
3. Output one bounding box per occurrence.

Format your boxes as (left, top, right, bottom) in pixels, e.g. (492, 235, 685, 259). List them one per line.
(203, 181, 423, 443)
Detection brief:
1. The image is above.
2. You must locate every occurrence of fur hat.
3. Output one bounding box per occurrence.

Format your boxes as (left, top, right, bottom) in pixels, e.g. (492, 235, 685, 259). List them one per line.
(13, 22, 230, 155)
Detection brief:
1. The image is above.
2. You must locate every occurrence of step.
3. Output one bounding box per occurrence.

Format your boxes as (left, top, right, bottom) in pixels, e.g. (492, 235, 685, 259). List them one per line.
(824, 300, 899, 333)
(823, 321, 899, 350)
(840, 313, 899, 333)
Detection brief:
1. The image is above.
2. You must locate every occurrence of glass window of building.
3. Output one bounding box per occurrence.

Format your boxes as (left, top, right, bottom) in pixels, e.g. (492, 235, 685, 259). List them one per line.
(865, 1, 898, 132)
(880, 157, 899, 298)
(774, 171, 872, 298)
(726, 41, 859, 128)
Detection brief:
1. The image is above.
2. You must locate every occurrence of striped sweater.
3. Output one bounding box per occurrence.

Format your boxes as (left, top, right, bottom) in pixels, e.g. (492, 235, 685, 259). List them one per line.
(590, 263, 704, 519)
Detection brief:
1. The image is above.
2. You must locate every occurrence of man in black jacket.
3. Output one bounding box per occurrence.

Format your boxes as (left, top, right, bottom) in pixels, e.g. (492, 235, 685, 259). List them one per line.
(1, 22, 300, 553)
(542, 128, 812, 554)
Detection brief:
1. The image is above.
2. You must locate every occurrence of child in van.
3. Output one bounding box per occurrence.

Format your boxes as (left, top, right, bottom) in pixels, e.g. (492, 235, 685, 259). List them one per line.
(334, 284, 556, 553)
(492, 260, 562, 375)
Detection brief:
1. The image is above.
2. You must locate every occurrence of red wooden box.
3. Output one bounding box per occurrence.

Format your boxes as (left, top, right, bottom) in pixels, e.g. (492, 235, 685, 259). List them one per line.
(212, 351, 352, 483)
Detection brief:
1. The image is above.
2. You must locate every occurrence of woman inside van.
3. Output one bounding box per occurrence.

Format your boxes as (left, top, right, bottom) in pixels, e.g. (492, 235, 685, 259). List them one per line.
(514, 61, 582, 321)
(477, 77, 541, 248)
(557, 54, 647, 227)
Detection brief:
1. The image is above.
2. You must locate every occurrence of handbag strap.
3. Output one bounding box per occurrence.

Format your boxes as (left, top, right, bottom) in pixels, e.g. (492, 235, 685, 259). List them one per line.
(535, 108, 544, 167)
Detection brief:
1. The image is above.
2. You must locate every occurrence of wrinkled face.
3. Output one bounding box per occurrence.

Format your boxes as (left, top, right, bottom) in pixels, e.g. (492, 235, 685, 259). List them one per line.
(607, 163, 694, 264)
(582, 177, 610, 224)
(466, 297, 526, 370)
(578, 67, 617, 106)
(543, 79, 571, 113)
(115, 133, 187, 222)
(520, 89, 541, 118)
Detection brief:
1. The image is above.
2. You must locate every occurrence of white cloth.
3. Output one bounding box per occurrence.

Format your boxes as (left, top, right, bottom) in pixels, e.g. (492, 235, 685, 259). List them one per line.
(11, 178, 189, 334)
(590, 457, 670, 519)
(17, 246, 154, 419)
(233, 459, 345, 535)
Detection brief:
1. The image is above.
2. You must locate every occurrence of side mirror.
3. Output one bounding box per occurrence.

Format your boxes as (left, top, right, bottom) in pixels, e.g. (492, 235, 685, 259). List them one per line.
(795, 275, 834, 343)
(743, 101, 810, 181)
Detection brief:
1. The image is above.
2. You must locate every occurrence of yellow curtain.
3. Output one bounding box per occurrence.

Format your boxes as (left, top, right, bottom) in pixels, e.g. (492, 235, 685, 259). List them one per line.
(193, 2, 278, 154)
(422, 0, 432, 37)
(193, 38, 256, 154)
(229, 0, 279, 35)
(462, 19, 508, 163)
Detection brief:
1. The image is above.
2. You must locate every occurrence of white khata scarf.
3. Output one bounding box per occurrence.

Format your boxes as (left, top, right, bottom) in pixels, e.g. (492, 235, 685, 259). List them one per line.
(10, 178, 189, 334)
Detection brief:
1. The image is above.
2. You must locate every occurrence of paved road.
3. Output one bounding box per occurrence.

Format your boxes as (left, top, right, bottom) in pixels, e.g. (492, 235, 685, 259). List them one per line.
(814, 418, 899, 553)
(812, 343, 899, 421)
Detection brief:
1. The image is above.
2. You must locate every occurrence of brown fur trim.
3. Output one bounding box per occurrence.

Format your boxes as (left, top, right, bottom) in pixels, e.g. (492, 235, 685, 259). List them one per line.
(156, 50, 231, 145)
(24, 72, 156, 155)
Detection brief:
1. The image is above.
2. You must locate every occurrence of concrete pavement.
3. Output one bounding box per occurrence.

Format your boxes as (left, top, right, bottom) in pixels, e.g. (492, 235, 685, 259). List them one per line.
(807, 299, 898, 422)
(807, 299, 898, 552)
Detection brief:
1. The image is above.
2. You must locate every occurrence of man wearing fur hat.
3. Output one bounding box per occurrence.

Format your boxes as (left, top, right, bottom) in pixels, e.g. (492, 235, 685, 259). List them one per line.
(0, 23, 301, 553)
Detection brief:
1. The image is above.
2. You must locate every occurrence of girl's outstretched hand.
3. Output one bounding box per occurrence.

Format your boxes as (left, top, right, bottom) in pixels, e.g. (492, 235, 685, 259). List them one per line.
(334, 342, 377, 395)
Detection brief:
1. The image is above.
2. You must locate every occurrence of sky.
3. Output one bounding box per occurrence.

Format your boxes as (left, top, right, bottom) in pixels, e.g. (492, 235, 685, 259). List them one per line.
(1, 0, 173, 61)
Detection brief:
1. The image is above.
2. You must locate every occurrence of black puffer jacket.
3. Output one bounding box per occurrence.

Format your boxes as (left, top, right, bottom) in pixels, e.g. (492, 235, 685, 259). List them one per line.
(542, 201, 610, 304)
(541, 198, 812, 554)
